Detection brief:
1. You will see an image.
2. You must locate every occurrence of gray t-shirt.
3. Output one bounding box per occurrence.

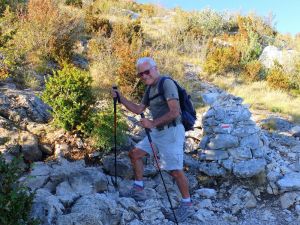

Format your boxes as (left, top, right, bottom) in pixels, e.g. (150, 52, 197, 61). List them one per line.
(141, 76, 181, 123)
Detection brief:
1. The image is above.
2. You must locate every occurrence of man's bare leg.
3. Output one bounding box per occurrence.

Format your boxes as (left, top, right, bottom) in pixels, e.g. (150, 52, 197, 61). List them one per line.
(170, 170, 190, 198)
(128, 148, 147, 180)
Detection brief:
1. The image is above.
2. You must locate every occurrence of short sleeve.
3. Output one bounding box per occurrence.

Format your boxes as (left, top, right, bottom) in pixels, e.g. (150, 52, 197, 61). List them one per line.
(163, 79, 179, 101)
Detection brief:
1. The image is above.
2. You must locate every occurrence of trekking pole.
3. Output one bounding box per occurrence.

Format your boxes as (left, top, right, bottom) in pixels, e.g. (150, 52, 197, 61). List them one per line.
(140, 113, 178, 225)
(113, 86, 120, 188)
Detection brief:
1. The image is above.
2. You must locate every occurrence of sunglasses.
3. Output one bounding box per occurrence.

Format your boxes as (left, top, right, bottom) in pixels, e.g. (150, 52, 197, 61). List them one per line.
(137, 66, 154, 77)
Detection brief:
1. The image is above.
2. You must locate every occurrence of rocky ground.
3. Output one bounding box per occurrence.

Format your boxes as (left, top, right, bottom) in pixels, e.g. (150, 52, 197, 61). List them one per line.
(1, 66, 300, 225)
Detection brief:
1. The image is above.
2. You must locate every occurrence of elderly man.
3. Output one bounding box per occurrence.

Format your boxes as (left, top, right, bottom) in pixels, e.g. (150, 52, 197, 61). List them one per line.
(112, 57, 193, 222)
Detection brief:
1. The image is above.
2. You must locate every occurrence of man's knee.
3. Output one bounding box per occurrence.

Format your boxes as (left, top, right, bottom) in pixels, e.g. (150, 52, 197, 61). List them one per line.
(128, 148, 145, 162)
(170, 170, 183, 179)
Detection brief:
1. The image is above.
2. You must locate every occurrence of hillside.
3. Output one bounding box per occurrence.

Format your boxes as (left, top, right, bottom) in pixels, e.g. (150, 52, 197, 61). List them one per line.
(0, 1, 300, 225)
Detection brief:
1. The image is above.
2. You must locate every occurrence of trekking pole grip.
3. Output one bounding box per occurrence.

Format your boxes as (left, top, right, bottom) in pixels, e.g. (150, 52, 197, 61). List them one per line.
(112, 85, 120, 103)
(140, 113, 152, 138)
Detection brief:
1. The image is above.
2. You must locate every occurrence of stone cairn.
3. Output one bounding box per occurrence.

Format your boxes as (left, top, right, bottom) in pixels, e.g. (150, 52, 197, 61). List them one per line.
(198, 83, 268, 178)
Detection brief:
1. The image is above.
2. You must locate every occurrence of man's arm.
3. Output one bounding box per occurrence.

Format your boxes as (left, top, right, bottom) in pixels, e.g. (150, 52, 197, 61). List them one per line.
(112, 88, 146, 114)
(119, 94, 146, 115)
(140, 99, 180, 128)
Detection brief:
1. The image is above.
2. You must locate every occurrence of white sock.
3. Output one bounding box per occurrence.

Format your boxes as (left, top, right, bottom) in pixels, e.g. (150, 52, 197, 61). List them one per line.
(134, 180, 144, 187)
(181, 197, 191, 203)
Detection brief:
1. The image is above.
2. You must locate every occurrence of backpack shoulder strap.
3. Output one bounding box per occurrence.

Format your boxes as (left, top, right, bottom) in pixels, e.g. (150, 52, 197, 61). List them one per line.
(145, 86, 151, 106)
(146, 76, 171, 102)
(157, 76, 173, 101)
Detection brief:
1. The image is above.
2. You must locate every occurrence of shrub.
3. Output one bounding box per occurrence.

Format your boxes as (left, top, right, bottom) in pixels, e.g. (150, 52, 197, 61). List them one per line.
(0, 154, 38, 225)
(88, 37, 118, 98)
(152, 48, 185, 82)
(242, 60, 264, 82)
(203, 41, 240, 75)
(112, 19, 143, 45)
(171, 8, 236, 45)
(214, 14, 272, 67)
(90, 0, 141, 15)
(266, 62, 291, 91)
(65, 0, 82, 8)
(90, 0, 118, 14)
(84, 107, 128, 151)
(290, 58, 300, 91)
(41, 64, 95, 131)
(261, 119, 278, 131)
(7, 0, 83, 67)
(114, 42, 143, 100)
(237, 14, 276, 44)
(0, 0, 25, 15)
(111, 20, 145, 100)
(0, 7, 21, 79)
(0, 7, 19, 47)
(219, 25, 263, 66)
(240, 30, 262, 64)
(0, 66, 8, 80)
(138, 3, 157, 17)
(85, 7, 112, 36)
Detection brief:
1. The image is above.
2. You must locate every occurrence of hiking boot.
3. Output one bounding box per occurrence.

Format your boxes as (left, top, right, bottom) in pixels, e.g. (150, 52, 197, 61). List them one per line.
(164, 201, 194, 223)
(120, 184, 147, 201)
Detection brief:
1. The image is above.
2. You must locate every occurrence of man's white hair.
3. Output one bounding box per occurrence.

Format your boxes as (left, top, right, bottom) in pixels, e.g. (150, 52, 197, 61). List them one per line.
(136, 57, 156, 68)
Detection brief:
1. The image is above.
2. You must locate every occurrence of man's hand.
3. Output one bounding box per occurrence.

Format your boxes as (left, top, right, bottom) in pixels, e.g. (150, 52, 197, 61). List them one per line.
(140, 118, 155, 129)
(111, 88, 121, 101)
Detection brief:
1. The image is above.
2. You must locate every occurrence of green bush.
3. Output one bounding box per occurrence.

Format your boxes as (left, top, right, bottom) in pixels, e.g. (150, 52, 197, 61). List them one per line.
(85, 107, 128, 151)
(0, 154, 38, 225)
(41, 64, 95, 131)
(240, 30, 262, 64)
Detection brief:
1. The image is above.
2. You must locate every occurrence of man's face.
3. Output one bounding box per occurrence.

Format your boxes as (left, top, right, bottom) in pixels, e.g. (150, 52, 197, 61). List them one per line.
(137, 62, 158, 86)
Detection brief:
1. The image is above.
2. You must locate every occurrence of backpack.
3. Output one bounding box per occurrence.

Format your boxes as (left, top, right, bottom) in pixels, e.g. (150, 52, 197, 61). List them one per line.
(146, 76, 197, 131)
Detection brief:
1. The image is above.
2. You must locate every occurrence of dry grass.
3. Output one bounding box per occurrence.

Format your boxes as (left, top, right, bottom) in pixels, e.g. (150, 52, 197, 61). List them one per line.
(209, 73, 300, 122)
(230, 81, 300, 122)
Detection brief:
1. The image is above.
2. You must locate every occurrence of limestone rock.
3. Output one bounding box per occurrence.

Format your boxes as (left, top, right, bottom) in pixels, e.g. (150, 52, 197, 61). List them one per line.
(233, 159, 266, 178)
(207, 134, 239, 150)
(103, 155, 134, 179)
(20, 132, 42, 161)
(277, 172, 300, 192)
(199, 162, 227, 177)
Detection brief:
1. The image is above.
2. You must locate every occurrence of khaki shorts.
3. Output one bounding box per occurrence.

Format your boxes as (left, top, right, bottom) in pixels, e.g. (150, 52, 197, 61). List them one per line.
(135, 123, 185, 171)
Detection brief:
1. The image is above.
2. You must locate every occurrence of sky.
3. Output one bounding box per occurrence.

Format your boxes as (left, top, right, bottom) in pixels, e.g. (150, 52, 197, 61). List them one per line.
(136, 0, 299, 36)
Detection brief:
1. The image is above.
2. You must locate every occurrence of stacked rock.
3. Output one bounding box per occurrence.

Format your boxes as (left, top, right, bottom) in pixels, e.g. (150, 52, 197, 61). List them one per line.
(199, 93, 267, 178)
